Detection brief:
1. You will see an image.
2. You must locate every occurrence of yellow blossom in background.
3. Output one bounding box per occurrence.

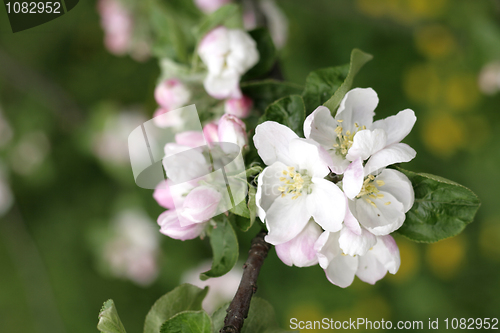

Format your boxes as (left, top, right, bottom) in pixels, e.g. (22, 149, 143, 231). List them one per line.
(421, 113, 465, 156)
(387, 237, 420, 283)
(403, 63, 442, 105)
(445, 73, 481, 111)
(426, 235, 467, 280)
(351, 295, 391, 321)
(479, 217, 500, 261)
(414, 24, 456, 59)
(407, 0, 448, 19)
(287, 303, 324, 332)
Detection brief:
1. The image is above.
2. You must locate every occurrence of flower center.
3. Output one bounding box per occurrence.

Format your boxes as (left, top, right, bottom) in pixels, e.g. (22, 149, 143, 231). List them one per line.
(333, 121, 366, 156)
(278, 167, 312, 200)
(356, 175, 390, 207)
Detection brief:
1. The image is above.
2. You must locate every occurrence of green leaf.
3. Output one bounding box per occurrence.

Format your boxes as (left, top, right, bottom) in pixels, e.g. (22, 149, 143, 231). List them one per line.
(323, 49, 373, 113)
(193, 4, 242, 40)
(395, 168, 481, 243)
(243, 28, 277, 80)
(200, 218, 239, 280)
(212, 298, 297, 333)
(302, 65, 349, 115)
(97, 300, 127, 333)
(160, 311, 212, 333)
(260, 95, 306, 137)
(144, 284, 209, 333)
(230, 197, 250, 219)
(241, 80, 303, 112)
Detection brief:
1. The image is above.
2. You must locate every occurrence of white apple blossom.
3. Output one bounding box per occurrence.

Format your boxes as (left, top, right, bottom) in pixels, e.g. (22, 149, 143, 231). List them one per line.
(478, 61, 500, 95)
(224, 95, 253, 118)
(304, 88, 417, 174)
(103, 210, 160, 286)
(194, 0, 231, 14)
(198, 26, 259, 99)
(275, 219, 322, 267)
(343, 162, 414, 237)
(253, 121, 346, 245)
(315, 231, 400, 288)
(181, 261, 242, 314)
(154, 78, 191, 111)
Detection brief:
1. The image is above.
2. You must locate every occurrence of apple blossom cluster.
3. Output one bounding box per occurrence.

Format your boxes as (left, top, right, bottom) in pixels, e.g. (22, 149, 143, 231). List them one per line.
(254, 88, 417, 287)
(478, 61, 500, 95)
(153, 114, 248, 240)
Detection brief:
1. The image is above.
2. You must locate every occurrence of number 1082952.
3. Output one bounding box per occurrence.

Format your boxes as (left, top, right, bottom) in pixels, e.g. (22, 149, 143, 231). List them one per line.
(5, 2, 61, 14)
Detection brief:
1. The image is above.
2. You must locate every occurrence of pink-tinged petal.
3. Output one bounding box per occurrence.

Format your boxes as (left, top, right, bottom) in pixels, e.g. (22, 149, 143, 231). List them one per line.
(336, 88, 378, 133)
(288, 139, 329, 178)
(346, 128, 387, 161)
(153, 180, 175, 209)
(330, 153, 351, 175)
(364, 143, 416, 176)
(253, 121, 298, 166)
(195, 0, 231, 14)
(153, 108, 184, 128)
(343, 158, 364, 199)
(339, 227, 377, 257)
(354, 191, 405, 236)
(275, 220, 322, 267)
(198, 26, 230, 74)
(163, 146, 210, 184)
(224, 95, 253, 118)
(371, 109, 416, 146)
(218, 114, 248, 150)
(306, 178, 345, 232)
(255, 161, 288, 221)
(314, 231, 338, 269)
(264, 194, 310, 245)
(374, 169, 414, 212)
(203, 71, 242, 100)
(154, 78, 191, 110)
(203, 122, 219, 144)
(175, 131, 206, 148)
(325, 255, 358, 288)
(158, 210, 206, 240)
(344, 198, 361, 235)
(304, 106, 338, 147)
(356, 235, 400, 284)
(181, 186, 222, 223)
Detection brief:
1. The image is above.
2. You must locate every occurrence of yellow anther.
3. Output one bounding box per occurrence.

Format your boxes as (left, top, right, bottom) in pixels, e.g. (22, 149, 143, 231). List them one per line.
(337, 119, 343, 123)
(376, 180, 385, 186)
(354, 122, 359, 127)
(376, 193, 384, 199)
(384, 201, 391, 205)
(282, 170, 288, 175)
(279, 177, 286, 181)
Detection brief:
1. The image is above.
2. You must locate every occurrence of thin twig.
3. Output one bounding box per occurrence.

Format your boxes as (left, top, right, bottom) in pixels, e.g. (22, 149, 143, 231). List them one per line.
(220, 230, 271, 333)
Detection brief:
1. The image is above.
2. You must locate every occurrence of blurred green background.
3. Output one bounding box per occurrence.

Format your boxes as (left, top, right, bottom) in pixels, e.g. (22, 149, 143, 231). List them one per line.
(1, 0, 500, 332)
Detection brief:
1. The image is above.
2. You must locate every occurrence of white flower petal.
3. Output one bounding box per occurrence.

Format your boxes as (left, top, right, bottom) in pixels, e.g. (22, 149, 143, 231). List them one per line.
(371, 109, 416, 146)
(314, 231, 337, 269)
(339, 226, 377, 257)
(158, 210, 206, 241)
(336, 88, 378, 133)
(344, 198, 362, 235)
(264, 194, 310, 245)
(288, 139, 329, 178)
(304, 106, 338, 147)
(275, 220, 322, 267)
(364, 143, 416, 176)
(343, 158, 364, 199)
(307, 178, 345, 232)
(356, 235, 400, 284)
(181, 186, 222, 223)
(203, 70, 242, 100)
(325, 254, 358, 288)
(346, 128, 387, 161)
(375, 169, 414, 212)
(354, 191, 405, 235)
(253, 121, 298, 166)
(255, 161, 288, 221)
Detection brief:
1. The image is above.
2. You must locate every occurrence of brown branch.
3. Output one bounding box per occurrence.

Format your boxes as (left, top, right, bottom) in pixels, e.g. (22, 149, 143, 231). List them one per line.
(221, 230, 271, 333)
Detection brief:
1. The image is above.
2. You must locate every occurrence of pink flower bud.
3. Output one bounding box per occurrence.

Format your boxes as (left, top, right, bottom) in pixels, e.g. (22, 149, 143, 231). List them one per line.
(153, 180, 175, 210)
(224, 95, 253, 118)
(158, 210, 207, 241)
(195, 0, 231, 14)
(98, 0, 132, 55)
(153, 108, 184, 128)
(275, 221, 322, 267)
(175, 131, 206, 148)
(218, 114, 248, 150)
(154, 79, 191, 110)
(181, 186, 222, 222)
(203, 122, 219, 145)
